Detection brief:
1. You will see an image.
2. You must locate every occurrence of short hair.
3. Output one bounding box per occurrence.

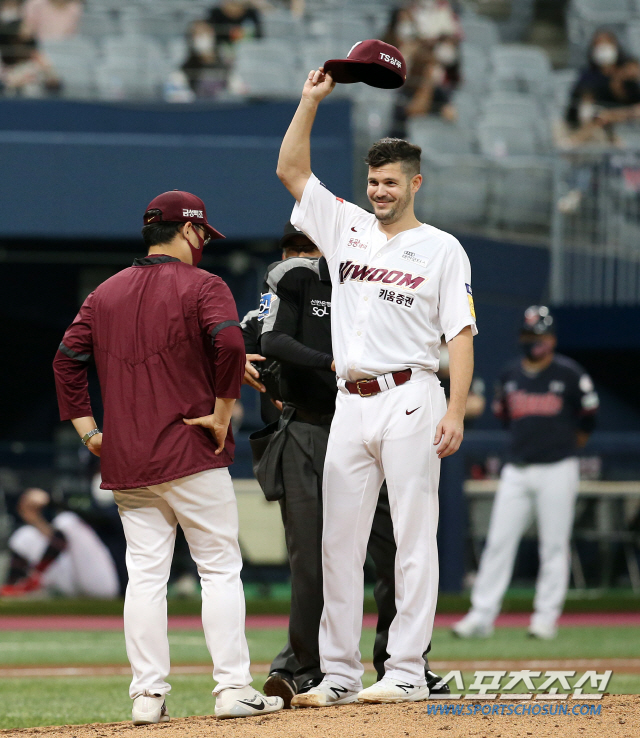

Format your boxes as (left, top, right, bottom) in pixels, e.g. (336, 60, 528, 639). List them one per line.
(365, 138, 422, 178)
(141, 210, 183, 247)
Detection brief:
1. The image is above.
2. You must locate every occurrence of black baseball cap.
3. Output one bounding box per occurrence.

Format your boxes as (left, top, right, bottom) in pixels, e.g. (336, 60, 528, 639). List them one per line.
(521, 305, 555, 336)
(280, 222, 312, 248)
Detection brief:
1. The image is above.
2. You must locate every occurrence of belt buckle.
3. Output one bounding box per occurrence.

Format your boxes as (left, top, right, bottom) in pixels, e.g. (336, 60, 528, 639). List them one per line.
(356, 379, 373, 397)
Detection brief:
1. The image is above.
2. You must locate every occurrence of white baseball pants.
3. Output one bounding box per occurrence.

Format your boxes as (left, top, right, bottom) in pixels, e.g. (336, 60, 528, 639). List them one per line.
(468, 457, 580, 629)
(320, 372, 447, 691)
(9, 511, 119, 598)
(114, 468, 251, 699)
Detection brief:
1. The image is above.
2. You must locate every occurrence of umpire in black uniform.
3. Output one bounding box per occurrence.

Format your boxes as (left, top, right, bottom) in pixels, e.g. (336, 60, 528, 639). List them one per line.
(244, 224, 447, 706)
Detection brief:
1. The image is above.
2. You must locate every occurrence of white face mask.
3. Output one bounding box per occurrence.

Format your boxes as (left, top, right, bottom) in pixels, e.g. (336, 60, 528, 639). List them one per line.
(592, 42, 618, 67)
(434, 41, 458, 66)
(579, 101, 596, 124)
(193, 33, 215, 55)
(396, 19, 416, 41)
(0, 8, 20, 23)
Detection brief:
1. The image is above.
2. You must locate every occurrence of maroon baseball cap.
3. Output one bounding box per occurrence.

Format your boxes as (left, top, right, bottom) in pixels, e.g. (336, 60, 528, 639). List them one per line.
(324, 40, 406, 89)
(143, 190, 225, 240)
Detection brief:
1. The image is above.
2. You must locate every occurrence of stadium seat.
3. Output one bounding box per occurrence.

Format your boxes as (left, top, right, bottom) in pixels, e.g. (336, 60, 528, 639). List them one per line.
(351, 85, 396, 143)
(551, 69, 579, 119)
(460, 44, 490, 92)
(489, 157, 553, 229)
(76, 7, 120, 38)
(408, 118, 475, 155)
(262, 9, 304, 40)
(233, 40, 300, 98)
(460, 15, 500, 50)
(120, 5, 201, 40)
(451, 89, 480, 129)
(480, 92, 551, 151)
(40, 38, 97, 99)
(570, 0, 631, 24)
(98, 35, 167, 100)
(416, 154, 490, 226)
(490, 44, 552, 96)
(626, 22, 640, 59)
(477, 115, 539, 156)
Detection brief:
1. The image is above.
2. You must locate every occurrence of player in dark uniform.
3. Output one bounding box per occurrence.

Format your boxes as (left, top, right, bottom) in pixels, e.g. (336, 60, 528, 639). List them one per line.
(453, 306, 599, 640)
(245, 224, 449, 706)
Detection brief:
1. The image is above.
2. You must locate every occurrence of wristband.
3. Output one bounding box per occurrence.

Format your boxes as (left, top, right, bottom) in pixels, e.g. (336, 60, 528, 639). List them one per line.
(81, 429, 101, 446)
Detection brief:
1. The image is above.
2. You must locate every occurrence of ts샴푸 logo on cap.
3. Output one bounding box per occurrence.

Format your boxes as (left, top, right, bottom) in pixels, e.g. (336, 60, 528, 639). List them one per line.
(379, 52, 402, 69)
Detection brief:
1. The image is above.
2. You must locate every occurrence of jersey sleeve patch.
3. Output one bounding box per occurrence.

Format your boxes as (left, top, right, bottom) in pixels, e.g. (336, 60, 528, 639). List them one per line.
(467, 294, 476, 319)
(258, 293, 275, 321)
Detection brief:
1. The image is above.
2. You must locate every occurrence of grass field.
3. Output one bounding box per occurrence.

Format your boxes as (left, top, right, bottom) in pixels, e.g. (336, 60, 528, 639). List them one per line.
(1, 625, 640, 729)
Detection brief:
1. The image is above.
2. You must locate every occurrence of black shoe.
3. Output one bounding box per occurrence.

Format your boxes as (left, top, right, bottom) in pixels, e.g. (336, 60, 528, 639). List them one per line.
(263, 670, 296, 709)
(297, 676, 323, 694)
(426, 670, 450, 694)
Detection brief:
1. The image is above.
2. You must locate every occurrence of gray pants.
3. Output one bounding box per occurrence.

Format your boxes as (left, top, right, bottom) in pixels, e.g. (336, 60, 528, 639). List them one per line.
(270, 415, 430, 686)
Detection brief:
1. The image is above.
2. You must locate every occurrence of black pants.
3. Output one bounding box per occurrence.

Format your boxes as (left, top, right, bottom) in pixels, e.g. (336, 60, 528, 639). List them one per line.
(269, 415, 431, 686)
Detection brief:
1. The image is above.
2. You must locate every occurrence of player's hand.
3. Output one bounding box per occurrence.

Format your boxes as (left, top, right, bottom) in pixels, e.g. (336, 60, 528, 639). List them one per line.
(331, 359, 335, 372)
(434, 410, 464, 458)
(302, 67, 335, 104)
(86, 433, 102, 457)
(183, 414, 229, 455)
(244, 353, 266, 392)
(271, 399, 283, 412)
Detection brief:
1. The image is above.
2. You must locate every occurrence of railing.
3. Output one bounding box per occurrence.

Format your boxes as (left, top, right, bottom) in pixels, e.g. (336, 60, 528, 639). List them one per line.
(551, 147, 640, 306)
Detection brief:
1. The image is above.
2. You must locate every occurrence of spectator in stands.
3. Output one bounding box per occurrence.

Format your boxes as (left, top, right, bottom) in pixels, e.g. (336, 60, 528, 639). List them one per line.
(20, 0, 82, 43)
(411, 0, 460, 41)
(563, 31, 640, 144)
(208, 1, 262, 67)
(383, 6, 422, 61)
(0, 0, 61, 97)
(1, 488, 119, 598)
(182, 20, 228, 98)
(389, 41, 459, 138)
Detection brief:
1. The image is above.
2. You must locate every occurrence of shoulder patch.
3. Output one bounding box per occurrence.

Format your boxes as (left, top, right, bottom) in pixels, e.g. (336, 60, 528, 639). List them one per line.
(258, 293, 275, 321)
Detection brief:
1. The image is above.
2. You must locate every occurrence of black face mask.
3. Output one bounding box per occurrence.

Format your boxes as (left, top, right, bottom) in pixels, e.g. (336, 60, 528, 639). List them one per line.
(520, 339, 552, 362)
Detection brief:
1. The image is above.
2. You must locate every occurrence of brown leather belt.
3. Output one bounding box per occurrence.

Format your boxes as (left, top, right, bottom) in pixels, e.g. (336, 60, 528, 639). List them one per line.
(345, 369, 412, 397)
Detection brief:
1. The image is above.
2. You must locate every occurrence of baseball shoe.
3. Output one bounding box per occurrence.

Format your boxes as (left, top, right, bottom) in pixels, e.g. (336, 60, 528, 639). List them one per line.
(263, 670, 296, 709)
(290, 679, 359, 708)
(131, 694, 170, 725)
(0, 572, 43, 598)
(357, 677, 430, 704)
(426, 670, 450, 695)
(297, 676, 323, 693)
(214, 685, 283, 720)
(528, 622, 557, 640)
(451, 612, 493, 638)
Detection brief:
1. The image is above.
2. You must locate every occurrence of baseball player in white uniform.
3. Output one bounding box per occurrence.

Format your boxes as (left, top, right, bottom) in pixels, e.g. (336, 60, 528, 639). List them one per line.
(276, 67, 477, 706)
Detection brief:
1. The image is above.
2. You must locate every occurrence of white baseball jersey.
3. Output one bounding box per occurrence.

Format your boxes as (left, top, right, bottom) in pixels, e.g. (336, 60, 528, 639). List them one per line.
(291, 174, 478, 381)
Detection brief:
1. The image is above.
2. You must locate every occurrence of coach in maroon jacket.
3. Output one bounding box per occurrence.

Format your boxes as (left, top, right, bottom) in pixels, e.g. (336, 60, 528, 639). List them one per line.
(53, 191, 283, 723)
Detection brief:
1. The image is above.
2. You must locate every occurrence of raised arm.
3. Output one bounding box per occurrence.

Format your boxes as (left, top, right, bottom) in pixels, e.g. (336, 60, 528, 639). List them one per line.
(276, 67, 336, 202)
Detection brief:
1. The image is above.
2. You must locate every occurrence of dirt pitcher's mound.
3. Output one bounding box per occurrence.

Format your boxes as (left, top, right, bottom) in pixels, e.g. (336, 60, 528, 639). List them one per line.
(4, 696, 638, 738)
